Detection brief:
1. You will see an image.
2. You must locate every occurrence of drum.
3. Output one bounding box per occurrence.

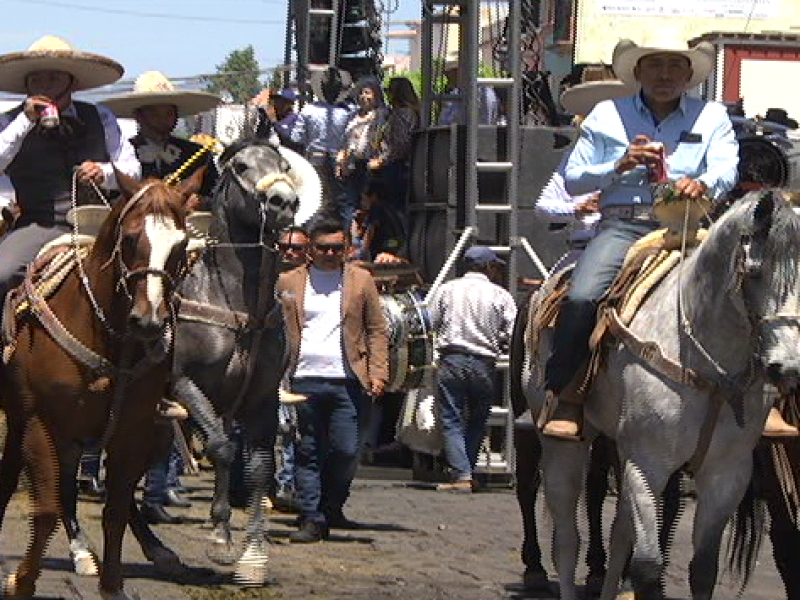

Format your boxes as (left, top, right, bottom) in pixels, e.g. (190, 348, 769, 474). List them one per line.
(379, 290, 434, 392)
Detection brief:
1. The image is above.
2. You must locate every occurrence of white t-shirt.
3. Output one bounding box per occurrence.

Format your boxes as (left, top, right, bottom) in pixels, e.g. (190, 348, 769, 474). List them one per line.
(295, 266, 346, 379)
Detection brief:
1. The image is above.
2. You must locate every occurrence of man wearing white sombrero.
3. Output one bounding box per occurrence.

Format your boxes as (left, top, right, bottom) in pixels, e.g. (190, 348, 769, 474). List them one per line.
(0, 35, 139, 301)
(102, 71, 221, 206)
(539, 39, 743, 440)
(101, 71, 221, 523)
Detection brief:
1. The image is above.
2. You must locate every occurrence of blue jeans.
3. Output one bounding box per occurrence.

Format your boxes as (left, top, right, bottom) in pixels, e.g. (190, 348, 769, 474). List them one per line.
(292, 378, 371, 524)
(144, 444, 183, 504)
(436, 352, 496, 480)
(276, 403, 297, 491)
(544, 218, 659, 394)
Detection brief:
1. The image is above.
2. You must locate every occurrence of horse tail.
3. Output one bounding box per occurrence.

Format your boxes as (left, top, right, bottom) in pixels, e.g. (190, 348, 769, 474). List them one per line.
(509, 290, 534, 420)
(725, 449, 767, 592)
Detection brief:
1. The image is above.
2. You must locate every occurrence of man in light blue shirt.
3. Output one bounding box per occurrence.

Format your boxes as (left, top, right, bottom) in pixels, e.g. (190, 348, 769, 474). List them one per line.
(290, 67, 353, 210)
(540, 39, 739, 440)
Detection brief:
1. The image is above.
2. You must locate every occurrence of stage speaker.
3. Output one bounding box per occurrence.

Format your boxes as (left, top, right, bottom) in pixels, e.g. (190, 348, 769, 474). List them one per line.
(410, 125, 577, 207)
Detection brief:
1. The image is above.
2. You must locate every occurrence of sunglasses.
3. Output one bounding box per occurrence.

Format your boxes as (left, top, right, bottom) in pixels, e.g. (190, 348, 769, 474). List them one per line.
(313, 242, 346, 253)
(279, 243, 307, 252)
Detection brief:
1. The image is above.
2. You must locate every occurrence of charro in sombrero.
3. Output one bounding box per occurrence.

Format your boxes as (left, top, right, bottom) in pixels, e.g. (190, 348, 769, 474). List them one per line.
(612, 39, 715, 90)
(100, 71, 221, 118)
(0, 35, 123, 93)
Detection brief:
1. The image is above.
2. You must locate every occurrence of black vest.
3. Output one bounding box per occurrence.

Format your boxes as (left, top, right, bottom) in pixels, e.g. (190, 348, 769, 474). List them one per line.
(5, 101, 109, 226)
(131, 134, 218, 200)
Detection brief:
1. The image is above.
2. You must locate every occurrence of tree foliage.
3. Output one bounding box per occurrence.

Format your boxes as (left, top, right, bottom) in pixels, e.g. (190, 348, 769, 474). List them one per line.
(202, 45, 263, 104)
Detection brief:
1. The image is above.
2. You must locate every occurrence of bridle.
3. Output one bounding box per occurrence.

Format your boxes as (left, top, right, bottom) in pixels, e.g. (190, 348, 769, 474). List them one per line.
(72, 179, 184, 340)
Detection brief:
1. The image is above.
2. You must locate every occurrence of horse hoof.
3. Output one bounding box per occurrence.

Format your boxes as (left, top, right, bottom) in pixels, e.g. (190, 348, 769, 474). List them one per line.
(3, 572, 34, 599)
(71, 547, 100, 577)
(206, 541, 237, 566)
(99, 587, 142, 600)
(151, 551, 184, 576)
(233, 541, 270, 586)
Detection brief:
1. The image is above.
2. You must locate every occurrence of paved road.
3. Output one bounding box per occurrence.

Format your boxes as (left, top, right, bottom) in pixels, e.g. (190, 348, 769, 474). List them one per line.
(0, 468, 786, 600)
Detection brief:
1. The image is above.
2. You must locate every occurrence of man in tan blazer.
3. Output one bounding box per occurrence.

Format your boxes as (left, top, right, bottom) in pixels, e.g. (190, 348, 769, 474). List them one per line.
(278, 215, 388, 542)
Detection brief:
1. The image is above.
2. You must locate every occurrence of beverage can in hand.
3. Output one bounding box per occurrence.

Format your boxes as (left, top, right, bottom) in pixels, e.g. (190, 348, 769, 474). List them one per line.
(40, 103, 60, 129)
(648, 142, 668, 183)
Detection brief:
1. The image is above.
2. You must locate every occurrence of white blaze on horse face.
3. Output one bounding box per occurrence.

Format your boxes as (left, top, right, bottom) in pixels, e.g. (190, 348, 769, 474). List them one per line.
(144, 214, 186, 318)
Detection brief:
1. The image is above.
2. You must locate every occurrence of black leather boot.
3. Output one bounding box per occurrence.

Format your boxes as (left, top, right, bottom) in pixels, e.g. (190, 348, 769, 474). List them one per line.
(141, 503, 183, 525)
(289, 520, 329, 543)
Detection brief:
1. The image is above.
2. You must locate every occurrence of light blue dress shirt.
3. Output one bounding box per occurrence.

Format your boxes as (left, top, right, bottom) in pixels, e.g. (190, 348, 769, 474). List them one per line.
(290, 102, 353, 161)
(564, 93, 739, 207)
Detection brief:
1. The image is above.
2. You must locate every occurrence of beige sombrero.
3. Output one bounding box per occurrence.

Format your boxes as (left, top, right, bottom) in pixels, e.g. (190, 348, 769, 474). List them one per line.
(0, 35, 123, 93)
(612, 39, 715, 90)
(101, 71, 221, 118)
(561, 80, 636, 116)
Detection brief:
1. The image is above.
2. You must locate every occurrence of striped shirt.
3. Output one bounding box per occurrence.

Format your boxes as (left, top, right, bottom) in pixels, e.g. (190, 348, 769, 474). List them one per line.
(428, 272, 517, 359)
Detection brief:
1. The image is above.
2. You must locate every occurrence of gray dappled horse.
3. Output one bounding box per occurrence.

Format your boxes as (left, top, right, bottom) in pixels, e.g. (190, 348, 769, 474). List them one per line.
(62, 139, 322, 585)
(521, 190, 800, 600)
(169, 139, 321, 583)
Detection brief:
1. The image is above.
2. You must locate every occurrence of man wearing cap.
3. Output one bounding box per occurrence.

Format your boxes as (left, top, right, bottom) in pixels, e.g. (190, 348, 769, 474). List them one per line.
(428, 246, 517, 490)
(102, 71, 221, 207)
(538, 39, 746, 440)
(0, 35, 139, 301)
(254, 88, 303, 153)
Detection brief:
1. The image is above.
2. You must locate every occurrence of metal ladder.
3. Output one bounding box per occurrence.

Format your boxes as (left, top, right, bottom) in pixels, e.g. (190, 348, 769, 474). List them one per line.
(420, 0, 524, 478)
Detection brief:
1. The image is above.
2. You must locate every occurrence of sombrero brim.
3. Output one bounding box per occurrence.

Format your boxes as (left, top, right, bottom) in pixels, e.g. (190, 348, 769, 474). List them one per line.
(560, 81, 635, 116)
(0, 50, 123, 93)
(100, 91, 221, 118)
(613, 42, 715, 91)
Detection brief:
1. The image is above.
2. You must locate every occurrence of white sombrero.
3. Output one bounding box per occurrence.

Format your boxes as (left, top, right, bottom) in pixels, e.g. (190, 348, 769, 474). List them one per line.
(612, 39, 715, 90)
(0, 35, 123, 93)
(560, 80, 636, 116)
(101, 71, 221, 118)
(309, 67, 352, 103)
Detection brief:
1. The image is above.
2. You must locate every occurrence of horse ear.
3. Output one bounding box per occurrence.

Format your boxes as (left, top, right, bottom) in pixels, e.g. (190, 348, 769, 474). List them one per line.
(176, 166, 206, 202)
(114, 166, 143, 200)
(753, 190, 775, 236)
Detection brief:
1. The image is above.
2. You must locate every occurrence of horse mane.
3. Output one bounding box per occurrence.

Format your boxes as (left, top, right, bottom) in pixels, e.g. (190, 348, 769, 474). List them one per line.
(218, 137, 275, 167)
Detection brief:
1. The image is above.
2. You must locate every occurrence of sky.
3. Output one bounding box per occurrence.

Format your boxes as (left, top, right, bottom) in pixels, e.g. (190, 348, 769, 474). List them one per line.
(0, 0, 421, 89)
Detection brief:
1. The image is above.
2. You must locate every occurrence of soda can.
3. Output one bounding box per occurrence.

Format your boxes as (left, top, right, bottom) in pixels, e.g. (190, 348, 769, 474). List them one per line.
(648, 142, 668, 184)
(39, 103, 60, 129)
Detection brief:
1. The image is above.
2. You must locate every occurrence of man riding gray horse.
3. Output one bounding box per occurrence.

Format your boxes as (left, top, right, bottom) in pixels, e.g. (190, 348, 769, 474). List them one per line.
(537, 38, 796, 440)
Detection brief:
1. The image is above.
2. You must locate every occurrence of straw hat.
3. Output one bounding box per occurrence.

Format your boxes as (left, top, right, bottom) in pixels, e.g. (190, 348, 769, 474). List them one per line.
(101, 71, 221, 118)
(0, 35, 123, 93)
(561, 81, 635, 116)
(612, 39, 715, 90)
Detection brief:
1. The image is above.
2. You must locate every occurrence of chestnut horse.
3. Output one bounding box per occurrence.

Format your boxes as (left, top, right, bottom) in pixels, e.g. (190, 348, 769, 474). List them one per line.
(0, 170, 200, 600)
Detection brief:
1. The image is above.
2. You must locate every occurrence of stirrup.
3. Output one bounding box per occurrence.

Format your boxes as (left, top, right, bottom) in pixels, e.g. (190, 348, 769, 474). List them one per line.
(762, 407, 799, 439)
(538, 392, 583, 441)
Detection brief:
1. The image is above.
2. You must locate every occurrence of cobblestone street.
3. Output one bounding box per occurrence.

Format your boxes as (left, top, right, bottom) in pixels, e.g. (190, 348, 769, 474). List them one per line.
(1, 468, 785, 600)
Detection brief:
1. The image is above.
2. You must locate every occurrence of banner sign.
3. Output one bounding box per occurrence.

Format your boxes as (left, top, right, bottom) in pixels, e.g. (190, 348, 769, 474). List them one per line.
(599, 0, 778, 19)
